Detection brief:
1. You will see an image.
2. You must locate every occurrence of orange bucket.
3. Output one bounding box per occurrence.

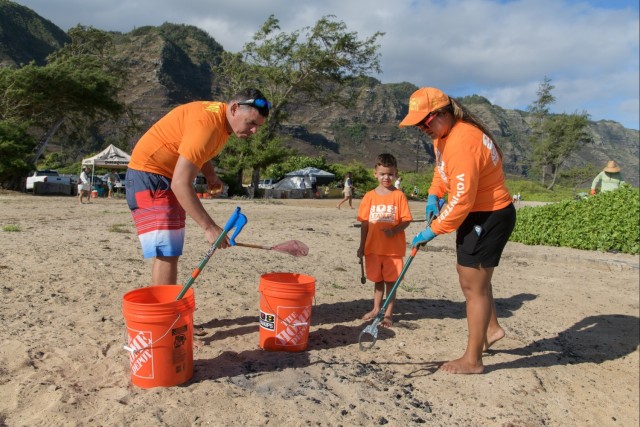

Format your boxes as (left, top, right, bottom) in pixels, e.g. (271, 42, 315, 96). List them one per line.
(122, 285, 195, 388)
(258, 273, 315, 352)
(91, 190, 98, 198)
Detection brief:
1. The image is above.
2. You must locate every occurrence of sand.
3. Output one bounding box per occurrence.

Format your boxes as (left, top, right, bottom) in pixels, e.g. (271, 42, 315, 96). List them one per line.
(0, 193, 638, 426)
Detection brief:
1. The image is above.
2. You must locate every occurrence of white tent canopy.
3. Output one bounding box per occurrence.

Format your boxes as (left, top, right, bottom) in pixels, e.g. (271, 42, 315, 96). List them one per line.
(274, 167, 335, 190)
(284, 167, 335, 185)
(82, 144, 130, 169)
(285, 167, 335, 179)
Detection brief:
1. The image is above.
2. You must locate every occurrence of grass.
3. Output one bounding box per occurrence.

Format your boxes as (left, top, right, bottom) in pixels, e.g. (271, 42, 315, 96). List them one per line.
(504, 177, 583, 202)
(2, 224, 21, 232)
(108, 224, 131, 233)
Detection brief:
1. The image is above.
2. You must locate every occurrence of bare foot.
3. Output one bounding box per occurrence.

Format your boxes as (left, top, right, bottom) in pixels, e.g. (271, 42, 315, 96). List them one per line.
(380, 316, 393, 328)
(439, 357, 484, 374)
(484, 327, 505, 351)
(193, 327, 207, 337)
(362, 310, 379, 321)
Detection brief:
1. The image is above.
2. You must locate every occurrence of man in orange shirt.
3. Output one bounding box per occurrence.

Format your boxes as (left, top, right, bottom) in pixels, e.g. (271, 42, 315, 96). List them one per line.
(126, 88, 270, 286)
(399, 87, 516, 374)
(357, 153, 413, 327)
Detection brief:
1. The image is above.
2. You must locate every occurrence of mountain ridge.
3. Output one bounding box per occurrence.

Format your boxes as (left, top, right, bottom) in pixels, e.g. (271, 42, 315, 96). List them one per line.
(1, 0, 638, 185)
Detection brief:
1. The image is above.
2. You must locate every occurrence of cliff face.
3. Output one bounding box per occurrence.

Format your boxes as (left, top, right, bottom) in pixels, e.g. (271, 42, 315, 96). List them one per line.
(1, 1, 638, 185)
(0, 0, 70, 67)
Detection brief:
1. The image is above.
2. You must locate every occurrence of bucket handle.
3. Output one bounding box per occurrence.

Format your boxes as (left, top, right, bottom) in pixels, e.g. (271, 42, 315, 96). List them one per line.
(123, 313, 182, 354)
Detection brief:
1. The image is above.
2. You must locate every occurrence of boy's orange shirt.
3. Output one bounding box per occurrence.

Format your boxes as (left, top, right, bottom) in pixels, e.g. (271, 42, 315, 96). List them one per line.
(428, 122, 512, 235)
(128, 101, 230, 178)
(357, 189, 413, 257)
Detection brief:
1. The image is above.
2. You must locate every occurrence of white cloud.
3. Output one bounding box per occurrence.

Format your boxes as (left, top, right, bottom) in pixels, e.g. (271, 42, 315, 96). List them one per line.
(14, 0, 640, 129)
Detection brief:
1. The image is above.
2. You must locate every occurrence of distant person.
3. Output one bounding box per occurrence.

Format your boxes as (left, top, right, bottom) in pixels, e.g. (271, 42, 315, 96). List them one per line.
(78, 167, 91, 204)
(357, 153, 413, 328)
(400, 87, 516, 374)
(105, 169, 118, 198)
(411, 185, 419, 199)
(311, 177, 319, 198)
(590, 160, 625, 194)
(126, 88, 269, 286)
(336, 172, 354, 209)
(394, 176, 402, 189)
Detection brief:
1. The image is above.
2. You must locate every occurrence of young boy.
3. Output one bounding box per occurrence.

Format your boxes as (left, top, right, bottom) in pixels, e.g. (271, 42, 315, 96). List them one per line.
(357, 153, 413, 327)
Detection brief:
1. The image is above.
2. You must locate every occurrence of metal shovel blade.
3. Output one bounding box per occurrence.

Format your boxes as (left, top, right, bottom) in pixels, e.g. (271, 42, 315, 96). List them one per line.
(358, 318, 381, 351)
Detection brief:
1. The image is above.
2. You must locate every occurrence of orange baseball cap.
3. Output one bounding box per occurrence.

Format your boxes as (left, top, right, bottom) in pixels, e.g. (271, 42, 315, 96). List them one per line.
(399, 87, 451, 127)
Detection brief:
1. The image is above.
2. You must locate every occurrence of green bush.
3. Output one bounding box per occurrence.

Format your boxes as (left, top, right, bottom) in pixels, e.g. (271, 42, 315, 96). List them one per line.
(510, 186, 639, 254)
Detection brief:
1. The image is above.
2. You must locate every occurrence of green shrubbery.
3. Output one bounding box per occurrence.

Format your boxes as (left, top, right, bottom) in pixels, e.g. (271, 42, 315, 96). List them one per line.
(510, 186, 639, 254)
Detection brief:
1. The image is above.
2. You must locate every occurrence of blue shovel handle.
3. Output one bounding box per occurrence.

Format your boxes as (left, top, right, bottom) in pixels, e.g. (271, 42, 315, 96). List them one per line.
(176, 207, 247, 300)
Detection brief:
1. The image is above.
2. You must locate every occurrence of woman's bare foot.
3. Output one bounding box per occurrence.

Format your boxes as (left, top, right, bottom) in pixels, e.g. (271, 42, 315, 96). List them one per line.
(380, 316, 393, 328)
(484, 327, 505, 351)
(439, 357, 484, 374)
(362, 310, 379, 321)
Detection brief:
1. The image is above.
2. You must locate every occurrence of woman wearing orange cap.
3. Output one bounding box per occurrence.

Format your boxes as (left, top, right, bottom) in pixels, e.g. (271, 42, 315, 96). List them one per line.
(399, 87, 516, 374)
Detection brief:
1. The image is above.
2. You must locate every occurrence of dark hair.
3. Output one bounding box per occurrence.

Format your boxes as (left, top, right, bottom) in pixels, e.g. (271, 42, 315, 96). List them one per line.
(231, 88, 270, 117)
(444, 99, 503, 159)
(375, 153, 398, 169)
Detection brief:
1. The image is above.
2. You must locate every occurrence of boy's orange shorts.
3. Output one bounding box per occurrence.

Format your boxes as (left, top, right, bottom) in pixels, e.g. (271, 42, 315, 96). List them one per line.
(364, 254, 403, 283)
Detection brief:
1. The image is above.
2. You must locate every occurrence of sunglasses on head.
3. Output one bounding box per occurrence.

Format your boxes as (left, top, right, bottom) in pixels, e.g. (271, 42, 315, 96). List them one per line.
(237, 98, 271, 110)
(417, 110, 442, 130)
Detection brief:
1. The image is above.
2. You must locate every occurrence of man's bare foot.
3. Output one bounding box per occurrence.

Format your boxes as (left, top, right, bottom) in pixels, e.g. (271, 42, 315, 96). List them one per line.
(484, 327, 505, 351)
(380, 316, 393, 328)
(362, 310, 379, 321)
(439, 357, 484, 374)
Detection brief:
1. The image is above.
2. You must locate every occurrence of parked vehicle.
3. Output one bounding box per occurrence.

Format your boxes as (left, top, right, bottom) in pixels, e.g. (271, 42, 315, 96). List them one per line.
(100, 172, 126, 188)
(258, 178, 277, 189)
(25, 170, 72, 192)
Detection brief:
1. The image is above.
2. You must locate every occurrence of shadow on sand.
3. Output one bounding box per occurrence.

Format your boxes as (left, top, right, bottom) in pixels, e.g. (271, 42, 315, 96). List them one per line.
(190, 294, 637, 382)
(485, 314, 639, 372)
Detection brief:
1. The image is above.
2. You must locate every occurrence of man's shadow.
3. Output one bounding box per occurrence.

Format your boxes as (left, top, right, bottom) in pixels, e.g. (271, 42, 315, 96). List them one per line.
(485, 314, 639, 372)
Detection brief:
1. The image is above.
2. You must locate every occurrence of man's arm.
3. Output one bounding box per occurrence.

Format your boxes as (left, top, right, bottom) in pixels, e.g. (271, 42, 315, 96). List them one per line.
(171, 156, 228, 248)
(200, 161, 224, 195)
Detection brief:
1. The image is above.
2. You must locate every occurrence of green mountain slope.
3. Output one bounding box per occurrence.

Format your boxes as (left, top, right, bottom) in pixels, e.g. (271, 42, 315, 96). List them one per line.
(1, 1, 638, 185)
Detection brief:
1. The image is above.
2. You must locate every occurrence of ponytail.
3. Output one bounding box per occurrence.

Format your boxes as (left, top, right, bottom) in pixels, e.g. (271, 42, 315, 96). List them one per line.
(449, 98, 503, 159)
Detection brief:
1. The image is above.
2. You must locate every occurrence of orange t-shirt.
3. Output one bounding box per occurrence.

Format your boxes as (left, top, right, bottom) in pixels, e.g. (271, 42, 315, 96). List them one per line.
(428, 122, 512, 235)
(357, 189, 413, 257)
(128, 101, 230, 178)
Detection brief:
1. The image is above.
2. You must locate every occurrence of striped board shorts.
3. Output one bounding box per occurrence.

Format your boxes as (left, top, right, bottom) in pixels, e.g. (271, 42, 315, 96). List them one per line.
(125, 169, 186, 259)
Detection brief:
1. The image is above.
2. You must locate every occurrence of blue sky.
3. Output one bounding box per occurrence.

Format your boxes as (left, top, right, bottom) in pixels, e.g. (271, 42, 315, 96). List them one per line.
(14, 0, 640, 130)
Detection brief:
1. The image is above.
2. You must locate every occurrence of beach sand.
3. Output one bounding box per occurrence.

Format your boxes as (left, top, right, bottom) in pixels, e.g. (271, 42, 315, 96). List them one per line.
(0, 193, 638, 426)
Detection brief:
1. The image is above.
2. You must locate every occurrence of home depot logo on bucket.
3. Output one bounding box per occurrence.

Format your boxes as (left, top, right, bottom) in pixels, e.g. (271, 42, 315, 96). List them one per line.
(258, 272, 315, 352)
(127, 329, 154, 378)
(260, 305, 311, 347)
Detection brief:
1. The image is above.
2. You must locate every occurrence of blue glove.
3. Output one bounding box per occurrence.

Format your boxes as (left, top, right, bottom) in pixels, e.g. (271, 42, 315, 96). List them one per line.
(412, 227, 437, 247)
(426, 194, 442, 222)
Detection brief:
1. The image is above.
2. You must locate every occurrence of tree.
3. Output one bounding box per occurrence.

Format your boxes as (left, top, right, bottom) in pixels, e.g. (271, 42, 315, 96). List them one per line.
(539, 112, 592, 190)
(0, 25, 127, 184)
(528, 76, 556, 185)
(528, 76, 592, 190)
(215, 15, 384, 195)
(0, 119, 36, 188)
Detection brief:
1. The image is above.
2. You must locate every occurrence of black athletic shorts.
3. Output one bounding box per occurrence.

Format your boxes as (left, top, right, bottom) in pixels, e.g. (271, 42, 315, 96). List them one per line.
(456, 203, 516, 268)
